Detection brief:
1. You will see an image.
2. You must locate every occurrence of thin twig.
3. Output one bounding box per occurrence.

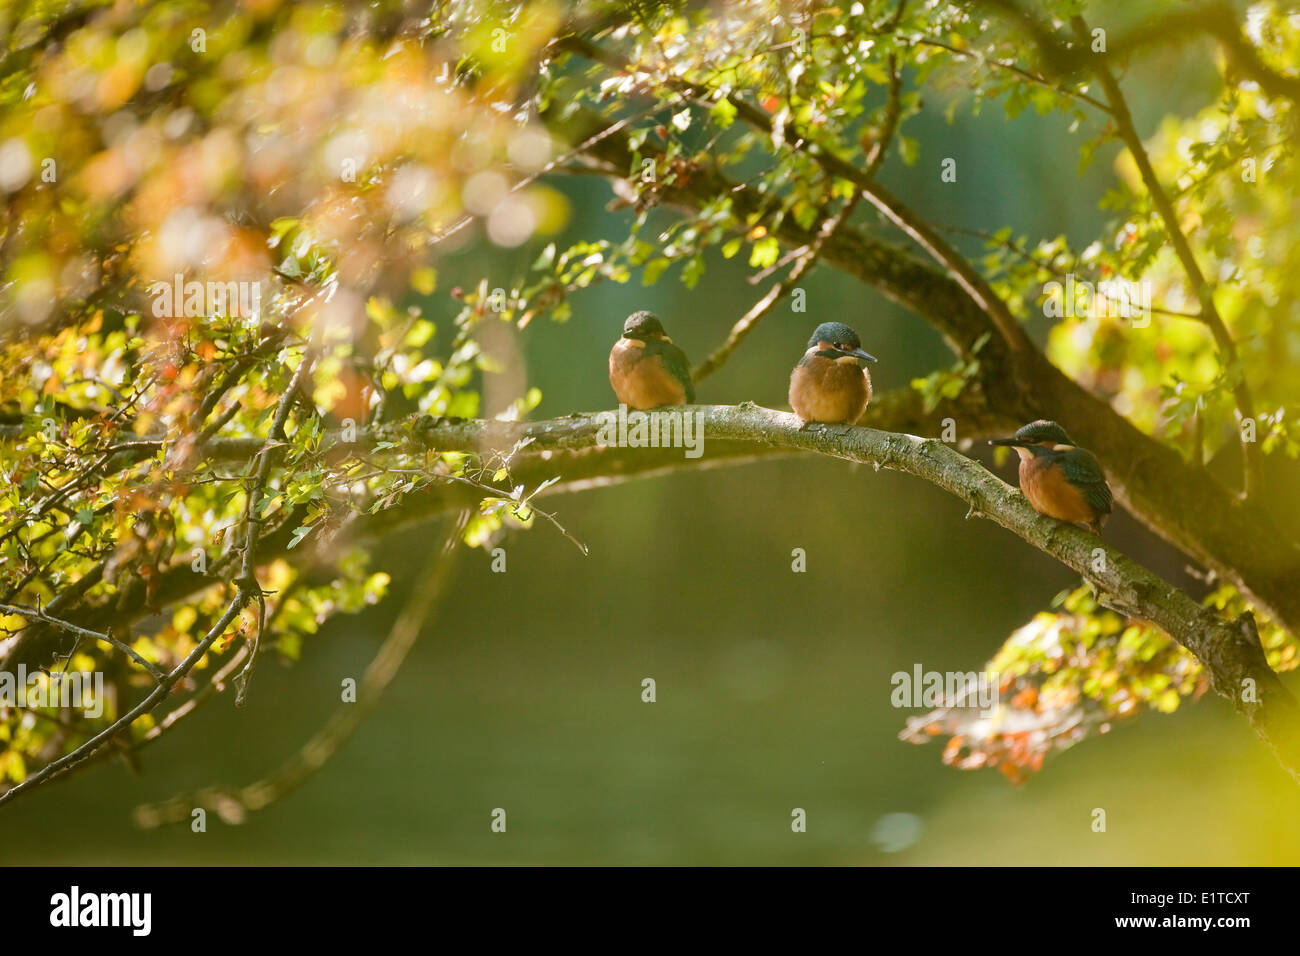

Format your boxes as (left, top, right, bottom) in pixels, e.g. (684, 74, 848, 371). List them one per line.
(941, 223, 1207, 320)
(427, 99, 678, 249)
(692, 194, 860, 383)
(914, 37, 1110, 113)
(0, 602, 165, 681)
(231, 351, 312, 702)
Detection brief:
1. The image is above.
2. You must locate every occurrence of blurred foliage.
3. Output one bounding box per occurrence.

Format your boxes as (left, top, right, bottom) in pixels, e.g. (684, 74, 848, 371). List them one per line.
(0, 0, 588, 786)
(902, 582, 1296, 782)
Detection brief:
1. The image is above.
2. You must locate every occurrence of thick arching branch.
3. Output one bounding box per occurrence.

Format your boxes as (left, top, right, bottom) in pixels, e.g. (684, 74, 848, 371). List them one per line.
(0, 384, 1005, 672)
(5, 398, 1297, 790)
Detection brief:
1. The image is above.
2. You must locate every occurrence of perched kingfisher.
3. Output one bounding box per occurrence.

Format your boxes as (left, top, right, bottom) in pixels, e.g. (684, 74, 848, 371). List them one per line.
(990, 420, 1113, 534)
(609, 311, 695, 410)
(788, 321, 877, 425)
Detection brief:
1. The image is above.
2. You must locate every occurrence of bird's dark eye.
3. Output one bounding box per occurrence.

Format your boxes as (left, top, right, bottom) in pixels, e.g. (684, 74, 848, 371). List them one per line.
(834, 342, 844, 350)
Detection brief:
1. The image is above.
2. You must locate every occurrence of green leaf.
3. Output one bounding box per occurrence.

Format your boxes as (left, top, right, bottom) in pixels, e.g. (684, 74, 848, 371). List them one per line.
(711, 98, 738, 129)
(681, 255, 706, 288)
(899, 135, 920, 166)
(643, 258, 671, 286)
(749, 236, 780, 269)
(411, 267, 437, 296)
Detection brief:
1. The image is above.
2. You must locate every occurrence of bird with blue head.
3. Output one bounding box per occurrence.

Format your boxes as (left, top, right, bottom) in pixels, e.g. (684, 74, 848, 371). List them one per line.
(608, 311, 695, 410)
(990, 420, 1113, 534)
(788, 321, 877, 425)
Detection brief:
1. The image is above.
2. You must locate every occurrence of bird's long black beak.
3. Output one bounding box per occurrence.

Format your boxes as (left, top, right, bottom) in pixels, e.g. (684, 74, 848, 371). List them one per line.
(849, 348, 878, 363)
(989, 437, 1025, 447)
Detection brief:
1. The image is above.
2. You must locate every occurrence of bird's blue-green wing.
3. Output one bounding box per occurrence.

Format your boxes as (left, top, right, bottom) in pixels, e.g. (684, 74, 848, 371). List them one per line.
(652, 340, 695, 403)
(1062, 449, 1113, 515)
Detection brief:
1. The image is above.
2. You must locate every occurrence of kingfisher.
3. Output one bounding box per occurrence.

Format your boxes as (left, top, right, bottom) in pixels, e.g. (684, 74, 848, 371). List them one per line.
(788, 321, 877, 425)
(990, 420, 1113, 534)
(609, 311, 695, 410)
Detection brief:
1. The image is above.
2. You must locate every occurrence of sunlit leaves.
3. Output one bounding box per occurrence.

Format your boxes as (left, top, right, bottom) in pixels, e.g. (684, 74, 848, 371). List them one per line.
(901, 585, 1209, 782)
(0, 1, 594, 782)
(748, 236, 780, 269)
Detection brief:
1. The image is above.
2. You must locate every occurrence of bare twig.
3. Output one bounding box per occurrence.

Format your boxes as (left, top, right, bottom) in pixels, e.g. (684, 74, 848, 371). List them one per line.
(692, 194, 860, 383)
(692, 46, 903, 382)
(230, 351, 312, 703)
(914, 37, 1110, 113)
(426, 99, 679, 249)
(0, 602, 164, 681)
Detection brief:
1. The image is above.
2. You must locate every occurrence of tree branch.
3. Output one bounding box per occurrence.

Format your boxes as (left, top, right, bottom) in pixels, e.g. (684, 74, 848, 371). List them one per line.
(692, 194, 860, 383)
(692, 54, 901, 383)
(7, 399, 1296, 788)
(0, 602, 164, 681)
(913, 36, 1111, 112)
(557, 36, 1039, 360)
(0, 385, 1004, 673)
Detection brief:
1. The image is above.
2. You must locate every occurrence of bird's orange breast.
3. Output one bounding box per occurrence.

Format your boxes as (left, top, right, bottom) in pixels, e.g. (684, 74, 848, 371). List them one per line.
(789, 355, 871, 424)
(609, 340, 687, 409)
(1020, 457, 1096, 524)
